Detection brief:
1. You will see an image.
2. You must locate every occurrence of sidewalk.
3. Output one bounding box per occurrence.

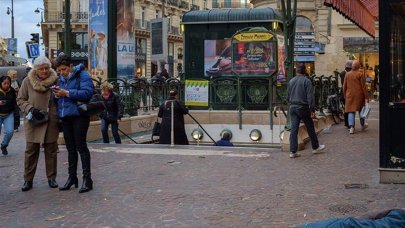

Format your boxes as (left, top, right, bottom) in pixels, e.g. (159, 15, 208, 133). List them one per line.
(0, 101, 404, 227)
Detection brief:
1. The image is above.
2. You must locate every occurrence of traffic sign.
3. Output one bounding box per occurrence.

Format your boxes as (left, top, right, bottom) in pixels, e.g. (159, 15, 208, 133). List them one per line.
(7, 38, 17, 54)
(26, 43, 40, 58)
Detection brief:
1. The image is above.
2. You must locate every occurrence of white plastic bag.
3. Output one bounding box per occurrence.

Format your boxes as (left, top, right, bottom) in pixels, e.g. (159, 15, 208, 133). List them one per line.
(360, 103, 371, 119)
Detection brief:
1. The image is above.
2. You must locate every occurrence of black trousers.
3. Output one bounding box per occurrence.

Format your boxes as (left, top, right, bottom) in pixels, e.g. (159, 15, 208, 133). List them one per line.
(62, 115, 91, 177)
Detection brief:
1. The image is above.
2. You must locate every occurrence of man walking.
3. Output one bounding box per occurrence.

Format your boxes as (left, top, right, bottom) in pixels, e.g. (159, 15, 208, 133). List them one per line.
(287, 63, 326, 158)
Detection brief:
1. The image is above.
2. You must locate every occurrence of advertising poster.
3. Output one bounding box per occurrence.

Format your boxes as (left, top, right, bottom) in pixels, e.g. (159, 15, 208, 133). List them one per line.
(89, 0, 108, 79)
(277, 34, 286, 83)
(185, 80, 209, 106)
(117, 0, 136, 79)
(204, 39, 232, 78)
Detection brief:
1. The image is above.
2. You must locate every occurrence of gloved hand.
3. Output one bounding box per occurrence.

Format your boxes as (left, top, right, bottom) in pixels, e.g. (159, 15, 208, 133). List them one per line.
(31, 108, 45, 120)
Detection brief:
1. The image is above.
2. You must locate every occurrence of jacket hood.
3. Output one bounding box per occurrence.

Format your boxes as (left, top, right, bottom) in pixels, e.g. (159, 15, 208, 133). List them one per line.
(27, 69, 59, 92)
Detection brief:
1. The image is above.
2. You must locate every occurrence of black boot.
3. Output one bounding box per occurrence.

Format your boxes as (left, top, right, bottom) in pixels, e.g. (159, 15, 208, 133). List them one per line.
(48, 179, 58, 188)
(79, 176, 93, 193)
(59, 176, 78, 191)
(21, 181, 33, 192)
(1, 144, 8, 155)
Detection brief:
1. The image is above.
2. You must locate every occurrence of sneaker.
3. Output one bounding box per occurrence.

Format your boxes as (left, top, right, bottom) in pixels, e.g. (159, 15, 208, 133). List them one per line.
(312, 145, 326, 154)
(289, 152, 301, 158)
(361, 123, 368, 131)
(349, 127, 355, 134)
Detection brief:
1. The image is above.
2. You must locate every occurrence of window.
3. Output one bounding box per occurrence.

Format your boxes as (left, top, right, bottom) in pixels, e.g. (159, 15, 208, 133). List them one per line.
(156, 10, 160, 19)
(136, 38, 147, 54)
(57, 32, 88, 50)
(141, 7, 146, 28)
(169, 42, 174, 56)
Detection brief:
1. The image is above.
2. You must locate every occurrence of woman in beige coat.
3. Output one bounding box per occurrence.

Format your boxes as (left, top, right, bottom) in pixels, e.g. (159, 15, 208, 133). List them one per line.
(343, 60, 369, 134)
(17, 56, 60, 192)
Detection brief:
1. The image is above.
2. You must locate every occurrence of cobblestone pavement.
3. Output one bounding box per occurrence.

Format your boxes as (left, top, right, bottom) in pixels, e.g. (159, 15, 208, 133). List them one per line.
(1, 102, 404, 227)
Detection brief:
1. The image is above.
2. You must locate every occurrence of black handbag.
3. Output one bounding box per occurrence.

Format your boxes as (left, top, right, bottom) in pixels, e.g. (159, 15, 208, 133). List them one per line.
(152, 118, 161, 137)
(75, 75, 106, 116)
(29, 110, 49, 126)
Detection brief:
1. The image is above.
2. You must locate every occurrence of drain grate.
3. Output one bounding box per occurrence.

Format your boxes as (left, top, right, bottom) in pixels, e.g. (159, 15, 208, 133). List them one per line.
(329, 204, 368, 214)
(344, 183, 369, 189)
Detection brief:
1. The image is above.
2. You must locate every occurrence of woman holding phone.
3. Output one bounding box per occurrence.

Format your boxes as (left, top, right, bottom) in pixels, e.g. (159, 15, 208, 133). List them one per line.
(0, 75, 19, 155)
(53, 54, 95, 193)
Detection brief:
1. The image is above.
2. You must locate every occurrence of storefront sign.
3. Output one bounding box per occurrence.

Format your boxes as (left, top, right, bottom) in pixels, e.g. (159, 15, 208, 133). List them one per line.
(234, 33, 273, 42)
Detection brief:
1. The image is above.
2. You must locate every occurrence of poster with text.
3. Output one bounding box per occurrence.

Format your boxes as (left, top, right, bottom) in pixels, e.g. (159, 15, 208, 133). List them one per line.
(89, 0, 108, 79)
(185, 80, 209, 106)
(117, 0, 136, 80)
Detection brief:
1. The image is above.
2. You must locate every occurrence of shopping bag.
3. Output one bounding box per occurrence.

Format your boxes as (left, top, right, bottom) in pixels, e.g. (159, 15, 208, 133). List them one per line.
(360, 103, 371, 119)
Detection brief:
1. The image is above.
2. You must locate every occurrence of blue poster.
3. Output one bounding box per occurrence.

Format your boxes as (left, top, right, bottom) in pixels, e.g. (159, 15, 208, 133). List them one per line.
(89, 0, 108, 79)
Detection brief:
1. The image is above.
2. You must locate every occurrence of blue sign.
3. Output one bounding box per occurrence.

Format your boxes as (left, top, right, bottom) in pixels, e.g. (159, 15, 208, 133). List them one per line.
(28, 44, 40, 58)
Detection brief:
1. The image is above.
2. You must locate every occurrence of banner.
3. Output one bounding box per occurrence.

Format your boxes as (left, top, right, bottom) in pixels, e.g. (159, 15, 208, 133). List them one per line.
(185, 80, 209, 106)
(117, 0, 136, 79)
(277, 35, 286, 83)
(89, 0, 108, 79)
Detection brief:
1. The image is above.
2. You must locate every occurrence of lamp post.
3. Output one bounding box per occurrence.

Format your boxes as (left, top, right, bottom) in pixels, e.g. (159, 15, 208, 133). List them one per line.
(6, 0, 14, 39)
(34, 7, 44, 25)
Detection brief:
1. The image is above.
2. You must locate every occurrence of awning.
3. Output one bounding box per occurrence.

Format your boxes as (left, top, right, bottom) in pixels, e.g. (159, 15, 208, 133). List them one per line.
(324, 0, 378, 38)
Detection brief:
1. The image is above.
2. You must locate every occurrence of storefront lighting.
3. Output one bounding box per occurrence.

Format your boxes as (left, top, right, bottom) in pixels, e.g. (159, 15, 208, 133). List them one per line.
(272, 21, 279, 31)
(249, 129, 262, 142)
(191, 129, 203, 141)
(180, 24, 185, 33)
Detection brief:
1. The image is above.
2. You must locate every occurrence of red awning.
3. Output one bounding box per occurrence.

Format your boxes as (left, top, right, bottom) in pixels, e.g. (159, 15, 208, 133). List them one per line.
(324, 0, 378, 38)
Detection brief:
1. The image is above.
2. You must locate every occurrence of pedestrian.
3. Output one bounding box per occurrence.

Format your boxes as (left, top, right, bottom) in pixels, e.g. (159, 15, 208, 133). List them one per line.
(215, 132, 234, 146)
(339, 60, 353, 128)
(287, 62, 326, 158)
(151, 72, 166, 109)
(53, 54, 95, 193)
(0, 75, 19, 155)
(17, 56, 60, 191)
(99, 82, 124, 144)
(343, 60, 369, 134)
(158, 89, 189, 145)
(7, 69, 20, 94)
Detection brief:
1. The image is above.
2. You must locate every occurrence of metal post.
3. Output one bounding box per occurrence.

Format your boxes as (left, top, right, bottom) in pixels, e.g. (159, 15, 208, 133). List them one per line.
(170, 101, 174, 146)
(64, 0, 71, 56)
(11, 0, 14, 39)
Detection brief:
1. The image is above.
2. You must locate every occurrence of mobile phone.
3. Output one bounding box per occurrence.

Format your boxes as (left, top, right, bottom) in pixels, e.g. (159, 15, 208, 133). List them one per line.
(51, 85, 60, 91)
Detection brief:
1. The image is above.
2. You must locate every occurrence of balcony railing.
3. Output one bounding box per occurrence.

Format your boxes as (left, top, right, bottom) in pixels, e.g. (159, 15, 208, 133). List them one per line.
(212, 2, 251, 8)
(167, 0, 179, 7)
(47, 11, 89, 22)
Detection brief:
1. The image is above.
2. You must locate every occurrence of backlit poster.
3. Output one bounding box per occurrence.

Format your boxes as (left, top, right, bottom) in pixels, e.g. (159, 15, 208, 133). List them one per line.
(89, 0, 108, 79)
(117, 0, 136, 79)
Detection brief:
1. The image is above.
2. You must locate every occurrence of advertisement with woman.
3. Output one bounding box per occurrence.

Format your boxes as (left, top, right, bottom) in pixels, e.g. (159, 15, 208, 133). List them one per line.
(89, 0, 108, 79)
(116, 0, 136, 79)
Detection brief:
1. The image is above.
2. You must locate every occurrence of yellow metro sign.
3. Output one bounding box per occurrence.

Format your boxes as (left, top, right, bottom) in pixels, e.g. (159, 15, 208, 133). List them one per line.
(234, 32, 273, 42)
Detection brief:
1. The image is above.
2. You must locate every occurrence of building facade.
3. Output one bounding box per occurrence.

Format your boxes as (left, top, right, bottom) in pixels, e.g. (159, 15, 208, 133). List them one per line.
(41, 0, 209, 79)
(250, 0, 379, 77)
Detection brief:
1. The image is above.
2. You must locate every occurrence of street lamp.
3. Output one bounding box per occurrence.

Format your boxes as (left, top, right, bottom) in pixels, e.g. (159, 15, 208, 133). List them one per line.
(6, 0, 14, 39)
(34, 7, 44, 26)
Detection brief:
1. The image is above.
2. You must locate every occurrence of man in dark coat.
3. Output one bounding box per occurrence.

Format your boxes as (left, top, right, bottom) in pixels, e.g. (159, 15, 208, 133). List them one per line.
(158, 90, 189, 145)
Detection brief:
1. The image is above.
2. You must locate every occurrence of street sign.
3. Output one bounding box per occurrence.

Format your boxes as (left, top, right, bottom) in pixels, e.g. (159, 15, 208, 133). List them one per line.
(27, 43, 40, 58)
(7, 38, 17, 54)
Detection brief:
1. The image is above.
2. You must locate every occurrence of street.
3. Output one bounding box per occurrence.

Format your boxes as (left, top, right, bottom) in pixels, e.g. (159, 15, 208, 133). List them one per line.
(1, 102, 404, 227)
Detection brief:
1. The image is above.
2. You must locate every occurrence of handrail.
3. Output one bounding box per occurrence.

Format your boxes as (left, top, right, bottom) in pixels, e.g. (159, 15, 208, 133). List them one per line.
(187, 113, 217, 146)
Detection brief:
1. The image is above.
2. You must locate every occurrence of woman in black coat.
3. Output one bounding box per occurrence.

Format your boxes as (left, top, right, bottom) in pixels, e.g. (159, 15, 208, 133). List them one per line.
(158, 90, 189, 145)
(99, 82, 124, 144)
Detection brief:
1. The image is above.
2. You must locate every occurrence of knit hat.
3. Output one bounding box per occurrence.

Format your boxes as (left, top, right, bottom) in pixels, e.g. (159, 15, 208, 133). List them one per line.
(345, 60, 353, 69)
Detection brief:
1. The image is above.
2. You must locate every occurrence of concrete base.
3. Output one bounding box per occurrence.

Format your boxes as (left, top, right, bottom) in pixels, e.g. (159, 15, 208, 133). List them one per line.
(281, 115, 337, 152)
(58, 115, 157, 145)
(379, 168, 405, 184)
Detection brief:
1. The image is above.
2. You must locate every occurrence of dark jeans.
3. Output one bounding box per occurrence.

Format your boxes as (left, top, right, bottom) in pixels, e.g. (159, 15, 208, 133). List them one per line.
(62, 115, 91, 177)
(289, 106, 319, 153)
(101, 119, 121, 144)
